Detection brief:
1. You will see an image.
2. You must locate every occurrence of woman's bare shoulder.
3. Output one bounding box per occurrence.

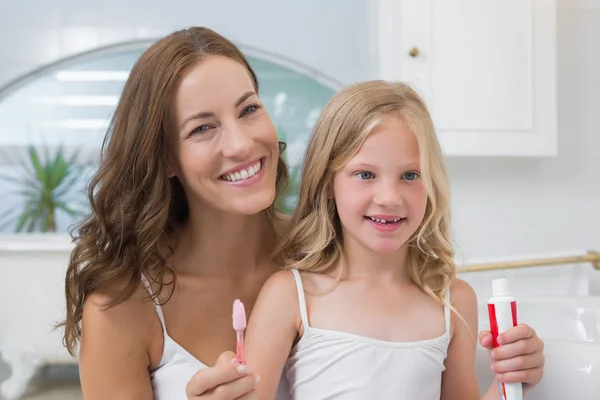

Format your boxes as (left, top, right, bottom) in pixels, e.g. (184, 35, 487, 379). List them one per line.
(78, 282, 162, 398)
(81, 281, 162, 365)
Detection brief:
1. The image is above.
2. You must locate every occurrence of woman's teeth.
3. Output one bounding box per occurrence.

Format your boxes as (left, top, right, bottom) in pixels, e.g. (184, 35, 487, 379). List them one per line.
(366, 216, 403, 224)
(222, 160, 262, 182)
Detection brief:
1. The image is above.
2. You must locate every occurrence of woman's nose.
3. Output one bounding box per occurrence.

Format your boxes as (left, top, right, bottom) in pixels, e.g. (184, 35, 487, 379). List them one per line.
(221, 121, 253, 159)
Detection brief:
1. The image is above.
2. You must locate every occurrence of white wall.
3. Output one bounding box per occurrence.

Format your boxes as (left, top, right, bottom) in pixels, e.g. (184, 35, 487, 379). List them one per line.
(0, 0, 371, 89)
(0, 0, 597, 262)
(450, 0, 600, 263)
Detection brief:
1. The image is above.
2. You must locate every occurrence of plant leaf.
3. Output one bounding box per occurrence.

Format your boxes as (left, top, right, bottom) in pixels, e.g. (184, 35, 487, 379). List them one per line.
(54, 173, 83, 199)
(55, 201, 78, 217)
(0, 173, 40, 189)
(15, 203, 33, 233)
(0, 206, 19, 231)
(28, 146, 47, 186)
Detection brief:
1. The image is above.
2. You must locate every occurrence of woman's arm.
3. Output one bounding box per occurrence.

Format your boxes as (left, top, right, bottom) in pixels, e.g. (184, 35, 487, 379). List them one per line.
(441, 279, 481, 400)
(78, 286, 158, 400)
(244, 270, 302, 400)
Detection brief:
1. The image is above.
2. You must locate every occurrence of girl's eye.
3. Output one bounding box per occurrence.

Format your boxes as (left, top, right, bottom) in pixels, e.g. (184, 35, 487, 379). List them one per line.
(241, 104, 262, 116)
(403, 171, 420, 181)
(356, 171, 375, 180)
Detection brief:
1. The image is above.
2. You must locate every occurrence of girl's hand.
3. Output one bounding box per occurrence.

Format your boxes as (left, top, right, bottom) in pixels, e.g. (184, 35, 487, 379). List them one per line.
(186, 351, 260, 399)
(478, 324, 545, 391)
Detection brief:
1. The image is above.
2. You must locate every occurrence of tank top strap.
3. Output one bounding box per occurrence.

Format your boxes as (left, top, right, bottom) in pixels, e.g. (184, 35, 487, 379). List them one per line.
(141, 274, 168, 335)
(290, 269, 310, 329)
(444, 287, 451, 333)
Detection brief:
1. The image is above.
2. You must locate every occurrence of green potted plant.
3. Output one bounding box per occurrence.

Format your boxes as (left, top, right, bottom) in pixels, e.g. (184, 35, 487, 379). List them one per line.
(0, 144, 88, 233)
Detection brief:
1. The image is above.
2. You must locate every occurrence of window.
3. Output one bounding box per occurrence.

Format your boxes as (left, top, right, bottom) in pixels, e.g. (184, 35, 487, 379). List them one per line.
(0, 40, 338, 233)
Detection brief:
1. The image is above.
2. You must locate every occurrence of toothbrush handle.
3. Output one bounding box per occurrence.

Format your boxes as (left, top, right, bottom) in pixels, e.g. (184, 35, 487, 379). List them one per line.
(235, 330, 246, 365)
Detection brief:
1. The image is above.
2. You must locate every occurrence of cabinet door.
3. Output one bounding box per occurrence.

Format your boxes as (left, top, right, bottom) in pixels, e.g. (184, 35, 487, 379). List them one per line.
(376, 0, 557, 156)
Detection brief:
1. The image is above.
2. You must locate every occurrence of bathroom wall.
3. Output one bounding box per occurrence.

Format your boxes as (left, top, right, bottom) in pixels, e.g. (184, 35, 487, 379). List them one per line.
(448, 0, 600, 262)
(0, 0, 598, 262)
(0, 0, 371, 90)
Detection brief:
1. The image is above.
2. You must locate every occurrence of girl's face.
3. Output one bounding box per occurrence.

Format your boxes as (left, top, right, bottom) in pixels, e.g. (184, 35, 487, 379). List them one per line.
(332, 115, 428, 254)
(171, 55, 279, 216)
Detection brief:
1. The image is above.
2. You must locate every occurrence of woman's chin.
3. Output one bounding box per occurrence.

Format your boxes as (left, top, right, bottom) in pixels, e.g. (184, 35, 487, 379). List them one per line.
(229, 191, 277, 216)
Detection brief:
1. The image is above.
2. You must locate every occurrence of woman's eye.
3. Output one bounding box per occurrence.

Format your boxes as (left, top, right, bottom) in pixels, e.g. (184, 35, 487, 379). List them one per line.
(403, 171, 420, 181)
(241, 104, 262, 116)
(356, 171, 375, 180)
(191, 125, 211, 135)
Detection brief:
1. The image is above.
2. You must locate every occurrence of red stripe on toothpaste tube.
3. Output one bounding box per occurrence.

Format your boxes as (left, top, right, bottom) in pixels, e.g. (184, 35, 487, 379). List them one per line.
(487, 278, 523, 400)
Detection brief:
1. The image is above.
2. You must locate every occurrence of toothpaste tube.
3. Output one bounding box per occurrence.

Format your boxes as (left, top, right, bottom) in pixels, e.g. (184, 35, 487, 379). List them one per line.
(487, 278, 523, 400)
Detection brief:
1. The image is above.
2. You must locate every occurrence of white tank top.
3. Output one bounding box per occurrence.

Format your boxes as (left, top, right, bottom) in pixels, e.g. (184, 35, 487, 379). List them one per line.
(141, 276, 292, 399)
(285, 269, 451, 400)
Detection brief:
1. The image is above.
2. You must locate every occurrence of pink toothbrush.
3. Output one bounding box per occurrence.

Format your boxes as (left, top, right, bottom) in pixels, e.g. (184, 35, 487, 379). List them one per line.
(232, 299, 247, 365)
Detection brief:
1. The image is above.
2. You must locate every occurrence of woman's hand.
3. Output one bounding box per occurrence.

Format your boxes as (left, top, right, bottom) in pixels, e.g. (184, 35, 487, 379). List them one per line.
(479, 324, 545, 392)
(186, 351, 260, 399)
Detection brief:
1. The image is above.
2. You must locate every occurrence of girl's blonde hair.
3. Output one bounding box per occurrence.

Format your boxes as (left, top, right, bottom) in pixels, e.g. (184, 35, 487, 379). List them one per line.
(276, 80, 455, 307)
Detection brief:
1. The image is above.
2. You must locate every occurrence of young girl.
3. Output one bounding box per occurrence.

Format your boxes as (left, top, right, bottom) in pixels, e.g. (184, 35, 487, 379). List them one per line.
(244, 80, 519, 399)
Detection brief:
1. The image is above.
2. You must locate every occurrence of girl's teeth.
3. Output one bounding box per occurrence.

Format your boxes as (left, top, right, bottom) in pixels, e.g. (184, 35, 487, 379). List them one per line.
(369, 217, 402, 224)
(223, 160, 262, 182)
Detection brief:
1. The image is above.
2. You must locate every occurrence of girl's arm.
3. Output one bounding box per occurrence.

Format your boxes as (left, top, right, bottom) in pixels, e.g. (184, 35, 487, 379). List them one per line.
(441, 279, 542, 400)
(244, 270, 302, 400)
(440, 279, 482, 400)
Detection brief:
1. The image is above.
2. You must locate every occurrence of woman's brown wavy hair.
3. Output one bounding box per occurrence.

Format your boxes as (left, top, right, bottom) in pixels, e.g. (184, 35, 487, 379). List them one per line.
(61, 27, 289, 356)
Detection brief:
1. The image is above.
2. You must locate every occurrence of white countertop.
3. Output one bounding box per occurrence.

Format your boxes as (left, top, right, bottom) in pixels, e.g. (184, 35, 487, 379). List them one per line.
(0, 234, 74, 252)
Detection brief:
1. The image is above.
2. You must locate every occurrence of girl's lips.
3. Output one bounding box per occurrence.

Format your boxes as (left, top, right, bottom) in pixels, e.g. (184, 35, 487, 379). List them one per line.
(365, 216, 406, 232)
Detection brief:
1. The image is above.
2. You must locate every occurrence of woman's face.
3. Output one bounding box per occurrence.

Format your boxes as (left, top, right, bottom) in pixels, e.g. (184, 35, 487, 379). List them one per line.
(171, 55, 279, 216)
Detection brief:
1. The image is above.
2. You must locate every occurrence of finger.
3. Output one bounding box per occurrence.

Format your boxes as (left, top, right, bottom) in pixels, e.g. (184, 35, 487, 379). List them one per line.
(204, 374, 259, 400)
(496, 366, 544, 385)
(492, 336, 542, 361)
(215, 351, 238, 366)
(478, 330, 493, 348)
(185, 363, 250, 397)
(492, 352, 545, 375)
(498, 324, 534, 345)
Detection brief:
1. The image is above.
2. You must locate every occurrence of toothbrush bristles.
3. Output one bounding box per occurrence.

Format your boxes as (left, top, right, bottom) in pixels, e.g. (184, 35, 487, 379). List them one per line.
(232, 299, 247, 331)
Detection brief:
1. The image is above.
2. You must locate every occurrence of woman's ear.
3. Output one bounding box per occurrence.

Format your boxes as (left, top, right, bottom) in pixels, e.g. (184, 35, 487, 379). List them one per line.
(167, 153, 178, 178)
(168, 165, 176, 178)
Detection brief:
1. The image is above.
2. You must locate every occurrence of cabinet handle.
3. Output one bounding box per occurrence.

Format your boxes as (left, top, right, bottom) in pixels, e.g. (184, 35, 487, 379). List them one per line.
(408, 47, 420, 57)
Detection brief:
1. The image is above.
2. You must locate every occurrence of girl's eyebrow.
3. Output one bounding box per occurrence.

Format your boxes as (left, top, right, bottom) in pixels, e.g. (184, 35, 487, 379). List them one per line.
(347, 161, 420, 169)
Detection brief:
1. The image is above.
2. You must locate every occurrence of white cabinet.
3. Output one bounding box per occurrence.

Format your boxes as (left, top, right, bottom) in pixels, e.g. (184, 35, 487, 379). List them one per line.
(375, 0, 557, 157)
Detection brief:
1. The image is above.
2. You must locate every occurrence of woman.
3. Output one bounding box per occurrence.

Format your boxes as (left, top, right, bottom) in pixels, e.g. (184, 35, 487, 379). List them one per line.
(62, 27, 545, 400)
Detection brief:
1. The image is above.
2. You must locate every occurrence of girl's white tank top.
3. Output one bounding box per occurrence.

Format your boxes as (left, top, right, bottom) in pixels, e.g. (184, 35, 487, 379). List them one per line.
(284, 269, 451, 400)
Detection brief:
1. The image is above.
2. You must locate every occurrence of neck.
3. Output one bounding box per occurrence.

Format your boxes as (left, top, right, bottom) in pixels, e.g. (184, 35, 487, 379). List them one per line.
(173, 204, 277, 278)
(337, 234, 411, 284)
